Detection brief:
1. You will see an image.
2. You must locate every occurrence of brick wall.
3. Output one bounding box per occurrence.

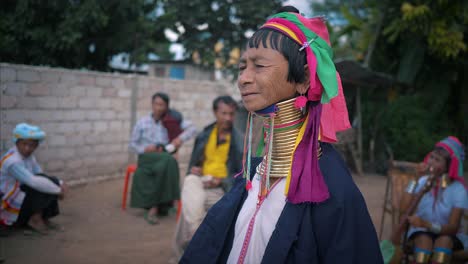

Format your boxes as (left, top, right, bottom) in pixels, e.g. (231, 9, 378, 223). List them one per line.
(0, 63, 240, 185)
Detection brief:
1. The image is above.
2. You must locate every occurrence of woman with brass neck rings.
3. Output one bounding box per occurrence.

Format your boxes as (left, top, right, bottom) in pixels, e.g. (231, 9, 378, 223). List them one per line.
(180, 6, 383, 264)
(402, 137, 467, 264)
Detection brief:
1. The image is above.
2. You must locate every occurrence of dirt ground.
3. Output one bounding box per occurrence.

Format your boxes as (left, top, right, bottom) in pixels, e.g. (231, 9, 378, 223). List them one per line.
(1, 173, 388, 264)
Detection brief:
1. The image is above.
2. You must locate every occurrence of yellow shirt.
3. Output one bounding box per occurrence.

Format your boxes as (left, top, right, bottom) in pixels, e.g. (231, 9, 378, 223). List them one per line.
(202, 125, 230, 178)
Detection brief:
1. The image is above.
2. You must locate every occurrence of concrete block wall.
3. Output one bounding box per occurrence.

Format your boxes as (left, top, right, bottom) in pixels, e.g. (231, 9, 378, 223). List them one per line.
(0, 63, 240, 185)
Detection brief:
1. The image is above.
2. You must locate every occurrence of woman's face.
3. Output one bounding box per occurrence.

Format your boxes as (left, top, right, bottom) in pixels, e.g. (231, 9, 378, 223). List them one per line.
(16, 139, 39, 158)
(152, 96, 168, 119)
(237, 45, 300, 112)
(427, 150, 448, 177)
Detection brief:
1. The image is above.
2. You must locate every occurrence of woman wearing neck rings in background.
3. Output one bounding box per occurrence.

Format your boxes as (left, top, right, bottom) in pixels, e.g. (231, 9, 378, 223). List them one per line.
(180, 6, 383, 264)
(401, 137, 467, 264)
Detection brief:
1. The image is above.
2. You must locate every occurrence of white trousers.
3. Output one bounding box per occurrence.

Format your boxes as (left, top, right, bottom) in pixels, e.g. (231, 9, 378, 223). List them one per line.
(173, 174, 224, 259)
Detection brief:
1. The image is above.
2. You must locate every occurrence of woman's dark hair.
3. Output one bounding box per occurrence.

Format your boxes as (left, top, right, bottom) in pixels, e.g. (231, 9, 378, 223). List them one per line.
(244, 5, 306, 85)
(276, 5, 300, 14)
(247, 28, 307, 84)
(213, 95, 238, 111)
(152, 92, 170, 105)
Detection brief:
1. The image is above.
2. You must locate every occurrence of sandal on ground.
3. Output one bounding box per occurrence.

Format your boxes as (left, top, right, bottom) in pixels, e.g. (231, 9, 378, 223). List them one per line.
(45, 221, 65, 232)
(144, 211, 159, 225)
(167, 207, 177, 216)
(23, 225, 49, 237)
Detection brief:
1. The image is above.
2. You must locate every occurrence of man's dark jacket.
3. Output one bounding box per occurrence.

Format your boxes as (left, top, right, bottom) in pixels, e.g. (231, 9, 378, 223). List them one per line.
(187, 122, 243, 192)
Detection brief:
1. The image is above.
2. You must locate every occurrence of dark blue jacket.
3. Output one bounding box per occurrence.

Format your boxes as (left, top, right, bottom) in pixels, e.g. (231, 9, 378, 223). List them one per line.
(181, 143, 383, 264)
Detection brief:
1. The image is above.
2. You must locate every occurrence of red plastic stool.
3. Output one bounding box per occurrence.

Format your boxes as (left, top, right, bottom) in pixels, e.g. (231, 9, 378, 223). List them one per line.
(121, 164, 137, 210)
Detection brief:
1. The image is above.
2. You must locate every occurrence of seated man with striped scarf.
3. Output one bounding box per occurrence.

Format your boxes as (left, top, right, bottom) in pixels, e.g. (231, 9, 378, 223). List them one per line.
(0, 123, 67, 235)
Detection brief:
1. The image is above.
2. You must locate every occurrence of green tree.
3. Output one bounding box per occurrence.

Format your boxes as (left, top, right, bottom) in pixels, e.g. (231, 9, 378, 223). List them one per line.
(312, 0, 468, 168)
(1, 0, 284, 71)
(159, 0, 284, 68)
(312, 0, 372, 61)
(0, 0, 170, 71)
(369, 0, 467, 163)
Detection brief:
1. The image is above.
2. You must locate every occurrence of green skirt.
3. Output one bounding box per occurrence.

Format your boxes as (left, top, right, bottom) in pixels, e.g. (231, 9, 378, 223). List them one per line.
(130, 152, 180, 208)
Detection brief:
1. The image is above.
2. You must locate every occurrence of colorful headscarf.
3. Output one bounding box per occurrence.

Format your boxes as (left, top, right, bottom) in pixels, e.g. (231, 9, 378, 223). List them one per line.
(12, 123, 46, 143)
(260, 12, 350, 143)
(245, 12, 351, 204)
(435, 136, 465, 186)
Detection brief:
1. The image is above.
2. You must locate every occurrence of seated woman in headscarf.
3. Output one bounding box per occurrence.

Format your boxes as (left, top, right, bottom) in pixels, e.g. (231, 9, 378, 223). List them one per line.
(0, 123, 67, 235)
(401, 136, 467, 264)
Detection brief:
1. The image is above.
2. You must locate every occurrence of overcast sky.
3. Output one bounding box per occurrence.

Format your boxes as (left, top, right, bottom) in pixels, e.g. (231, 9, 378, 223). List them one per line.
(284, 0, 313, 16)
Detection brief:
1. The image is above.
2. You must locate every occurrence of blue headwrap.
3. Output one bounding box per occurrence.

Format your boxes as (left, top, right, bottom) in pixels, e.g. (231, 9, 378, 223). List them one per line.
(12, 123, 46, 143)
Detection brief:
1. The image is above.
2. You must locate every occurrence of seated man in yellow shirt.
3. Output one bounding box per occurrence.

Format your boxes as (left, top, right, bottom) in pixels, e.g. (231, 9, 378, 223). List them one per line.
(174, 96, 243, 256)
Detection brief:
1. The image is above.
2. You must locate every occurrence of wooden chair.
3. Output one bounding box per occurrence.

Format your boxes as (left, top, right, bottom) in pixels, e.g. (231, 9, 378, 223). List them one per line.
(379, 160, 418, 240)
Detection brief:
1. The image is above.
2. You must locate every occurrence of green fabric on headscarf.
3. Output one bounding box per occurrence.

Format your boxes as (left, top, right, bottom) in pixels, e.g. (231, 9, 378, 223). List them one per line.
(270, 12, 338, 103)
